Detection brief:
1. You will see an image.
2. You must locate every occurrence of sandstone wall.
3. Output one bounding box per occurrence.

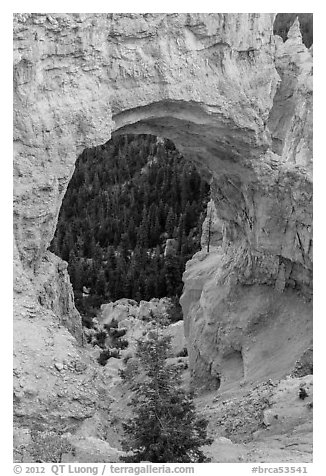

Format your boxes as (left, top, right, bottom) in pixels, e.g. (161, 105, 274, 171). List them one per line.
(13, 13, 312, 433)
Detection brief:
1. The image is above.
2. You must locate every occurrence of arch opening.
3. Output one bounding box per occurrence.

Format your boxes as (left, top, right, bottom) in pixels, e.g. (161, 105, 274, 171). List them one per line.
(110, 101, 312, 299)
(50, 133, 211, 328)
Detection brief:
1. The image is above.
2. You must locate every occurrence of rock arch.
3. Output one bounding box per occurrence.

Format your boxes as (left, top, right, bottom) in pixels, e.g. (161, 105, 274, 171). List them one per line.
(13, 13, 312, 422)
(13, 13, 312, 279)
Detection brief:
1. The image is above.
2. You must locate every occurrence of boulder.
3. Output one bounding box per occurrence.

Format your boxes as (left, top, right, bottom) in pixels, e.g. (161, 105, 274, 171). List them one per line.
(164, 238, 178, 257)
(137, 298, 171, 321)
(99, 299, 138, 326)
(164, 320, 187, 356)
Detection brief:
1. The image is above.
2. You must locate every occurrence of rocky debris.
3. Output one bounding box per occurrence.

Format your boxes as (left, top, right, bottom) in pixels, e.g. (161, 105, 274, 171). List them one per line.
(166, 356, 189, 371)
(99, 299, 138, 326)
(91, 297, 186, 362)
(21, 303, 38, 319)
(291, 348, 313, 378)
(99, 297, 172, 327)
(13, 427, 33, 463)
(54, 362, 64, 372)
(199, 375, 312, 462)
(14, 427, 122, 464)
(13, 303, 115, 462)
(62, 436, 122, 463)
(263, 409, 278, 427)
(208, 380, 275, 442)
(203, 436, 247, 463)
(138, 298, 172, 321)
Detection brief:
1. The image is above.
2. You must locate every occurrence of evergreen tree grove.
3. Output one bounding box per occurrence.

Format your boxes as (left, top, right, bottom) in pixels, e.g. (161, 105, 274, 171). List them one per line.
(119, 327, 213, 463)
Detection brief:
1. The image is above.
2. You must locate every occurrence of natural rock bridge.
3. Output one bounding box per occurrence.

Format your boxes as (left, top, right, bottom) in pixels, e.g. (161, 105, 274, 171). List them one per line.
(13, 13, 312, 438)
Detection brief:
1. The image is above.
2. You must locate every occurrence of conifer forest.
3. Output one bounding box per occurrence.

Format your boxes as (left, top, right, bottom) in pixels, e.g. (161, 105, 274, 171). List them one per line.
(50, 135, 210, 325)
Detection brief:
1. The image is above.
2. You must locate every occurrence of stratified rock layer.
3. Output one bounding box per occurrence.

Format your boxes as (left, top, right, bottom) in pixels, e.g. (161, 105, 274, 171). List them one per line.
(13, 13, 312, 455)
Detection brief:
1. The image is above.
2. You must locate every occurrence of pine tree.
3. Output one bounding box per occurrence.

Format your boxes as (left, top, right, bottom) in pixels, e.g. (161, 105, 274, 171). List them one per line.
(164, 255, 181, 297)
(120, 326, 213, 463)
(95, 269, 107, 297)
(137, 207, 149, 249)
(165, 207, 175, 238)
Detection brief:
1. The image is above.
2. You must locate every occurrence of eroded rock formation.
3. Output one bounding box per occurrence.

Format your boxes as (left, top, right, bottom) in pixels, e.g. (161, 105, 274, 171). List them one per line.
(180, 18, 312, 391)
(13, 13, 312, 455)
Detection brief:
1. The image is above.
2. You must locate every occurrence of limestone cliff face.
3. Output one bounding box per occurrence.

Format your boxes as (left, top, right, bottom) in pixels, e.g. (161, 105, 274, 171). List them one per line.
(13, 13, 312, 438)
